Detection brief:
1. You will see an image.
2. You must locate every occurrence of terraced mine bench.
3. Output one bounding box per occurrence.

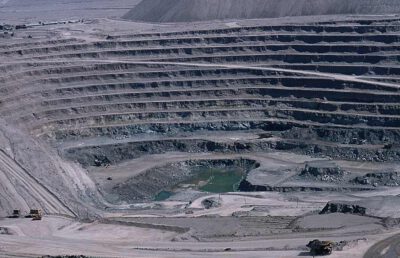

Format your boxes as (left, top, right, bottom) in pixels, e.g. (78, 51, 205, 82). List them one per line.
(1, 16, 400, 204)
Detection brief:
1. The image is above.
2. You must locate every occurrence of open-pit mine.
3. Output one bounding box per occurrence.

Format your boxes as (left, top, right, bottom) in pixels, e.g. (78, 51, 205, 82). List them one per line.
(1, 0, 400, 257)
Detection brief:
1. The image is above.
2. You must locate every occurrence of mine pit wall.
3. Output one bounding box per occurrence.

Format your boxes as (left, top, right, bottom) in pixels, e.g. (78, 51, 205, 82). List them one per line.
(38, 50, 400, 64)
(238, 179, 372, 193)
(14, 35, 400, 62)
(275, 64, 400, 76)
(54, 119, 400, 145)
(27, 78, 400, 105)
(7, 44, 400, 59)
(8, 73, 398, 105)
(108, 159, 258, 203)
(2, 63, 399, 89)
(35, 100, 375, 119)
(3, 18, 400, 213)
(12, 68, 400, 91)
(62, 132, 400, 170)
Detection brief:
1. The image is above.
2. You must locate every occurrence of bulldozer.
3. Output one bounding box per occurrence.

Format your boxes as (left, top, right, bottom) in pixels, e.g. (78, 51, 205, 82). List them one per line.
(307, 239, 334, 256)
(25, 209, 43, 221)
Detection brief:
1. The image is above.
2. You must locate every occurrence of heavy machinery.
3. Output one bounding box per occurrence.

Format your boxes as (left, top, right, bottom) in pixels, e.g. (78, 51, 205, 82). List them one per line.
(8, 210, 20, 218)
(25, 209, 43, 221)
(307, 239, 334, 256)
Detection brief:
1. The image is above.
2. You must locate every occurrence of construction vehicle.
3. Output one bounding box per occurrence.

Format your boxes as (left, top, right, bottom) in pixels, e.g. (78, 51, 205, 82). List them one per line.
(25, 209, 43, 221)
(8, 210, 21, 218)
(307, 239, 334, 256)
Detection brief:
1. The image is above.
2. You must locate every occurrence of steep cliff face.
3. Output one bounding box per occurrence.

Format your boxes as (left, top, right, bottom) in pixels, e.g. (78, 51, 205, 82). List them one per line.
(123, 0, 400, 22)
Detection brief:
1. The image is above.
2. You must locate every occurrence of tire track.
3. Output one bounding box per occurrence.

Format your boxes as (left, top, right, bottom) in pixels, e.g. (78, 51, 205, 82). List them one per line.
(0, 149, 75, 217)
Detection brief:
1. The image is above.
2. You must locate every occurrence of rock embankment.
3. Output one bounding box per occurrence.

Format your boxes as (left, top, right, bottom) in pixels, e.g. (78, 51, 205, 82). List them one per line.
(320, 202, 367, 216)
(300, 161, 345, 183)
(352, 172, 400, 187)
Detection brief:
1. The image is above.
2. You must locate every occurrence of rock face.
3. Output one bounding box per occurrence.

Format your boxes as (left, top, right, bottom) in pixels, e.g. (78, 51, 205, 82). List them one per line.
(123, 0, 400, 22)
(202, 198, 221, 209)
(300, 161, 345, 182)
(320, 196, 400, 218)
(320, 202, 367, 216)
(352, 172, 400, 187)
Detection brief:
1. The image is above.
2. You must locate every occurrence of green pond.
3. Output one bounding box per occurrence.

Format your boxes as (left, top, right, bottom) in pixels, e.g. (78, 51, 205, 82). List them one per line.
(190, 167, 246, 193)
(154, 167, 246, 201)
(154, 190, 174, 201)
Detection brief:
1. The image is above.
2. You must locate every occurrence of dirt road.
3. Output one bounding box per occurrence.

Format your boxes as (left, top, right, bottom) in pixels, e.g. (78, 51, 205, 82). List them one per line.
(364, 234, 400, 258)
(0, 149, 74, 216)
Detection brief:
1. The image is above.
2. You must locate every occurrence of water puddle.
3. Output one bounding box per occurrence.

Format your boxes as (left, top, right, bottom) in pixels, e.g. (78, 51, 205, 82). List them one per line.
(187, 167, 246, 193)
(154, 166, 246, 201)
(154, 190, 174, 201)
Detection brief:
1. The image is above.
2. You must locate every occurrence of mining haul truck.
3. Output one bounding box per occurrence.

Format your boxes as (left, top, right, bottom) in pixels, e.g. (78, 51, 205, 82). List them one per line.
(8, 210, 20, 218)
(25, 209, 43, 220)
(307, 239, 334, 255)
